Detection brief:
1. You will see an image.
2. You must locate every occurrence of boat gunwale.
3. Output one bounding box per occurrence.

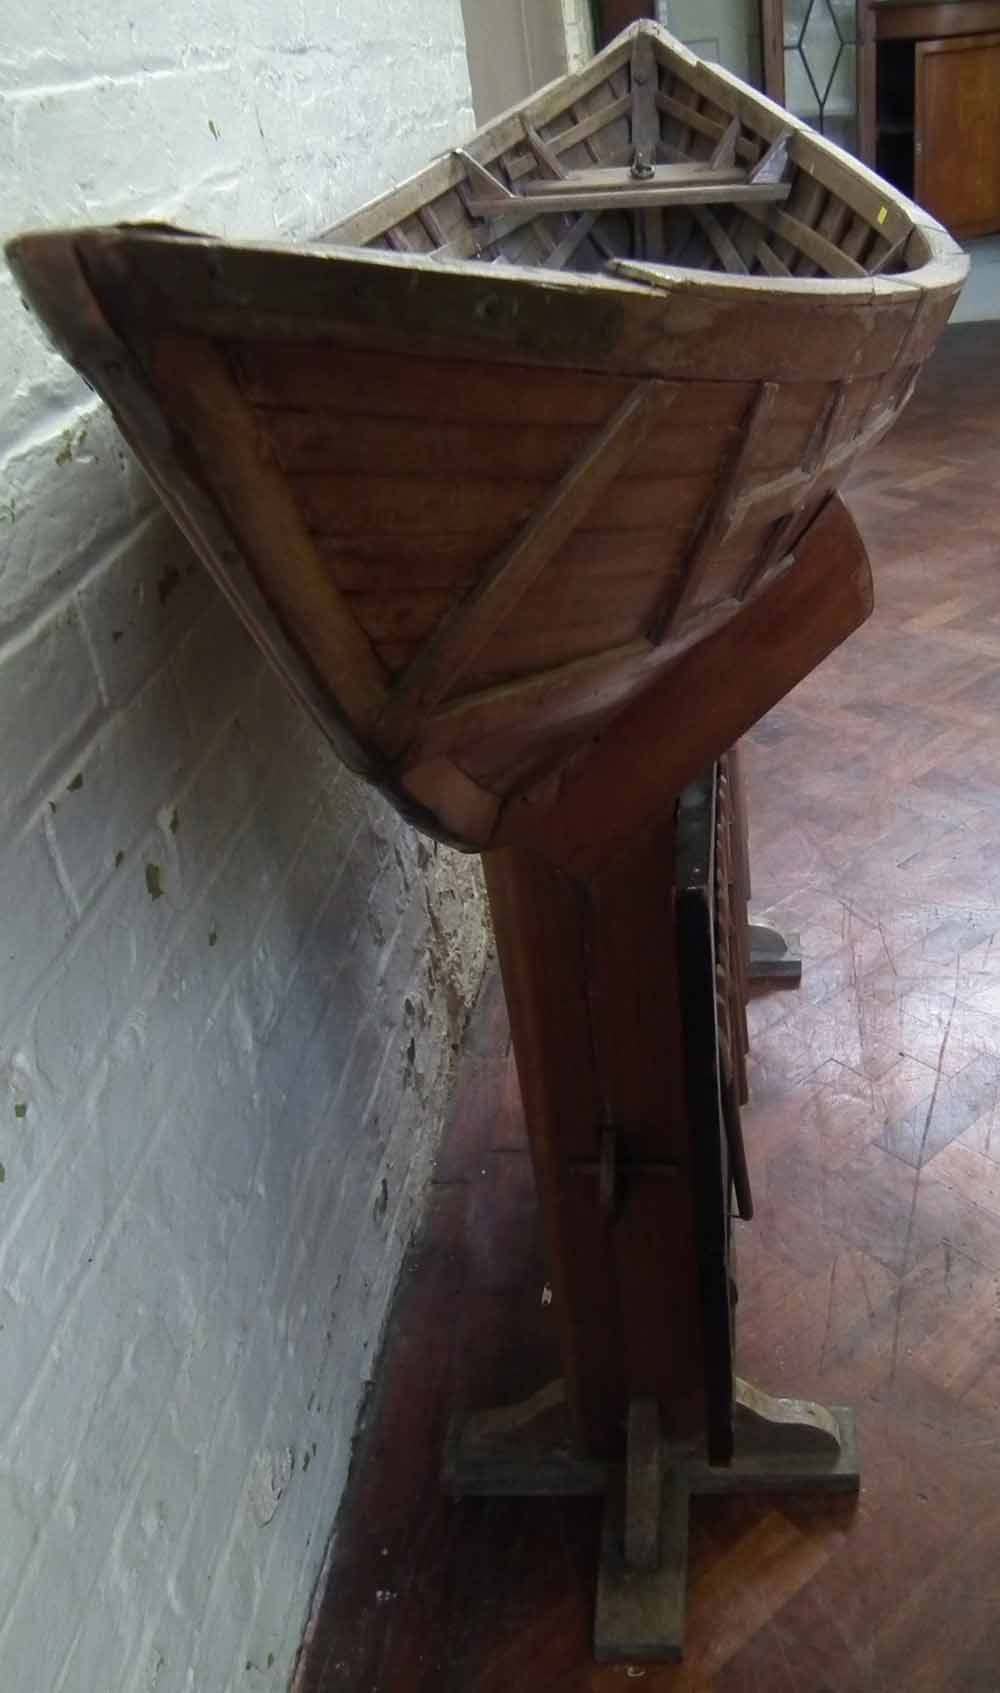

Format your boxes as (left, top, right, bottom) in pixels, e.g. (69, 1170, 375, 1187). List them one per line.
(6, 222, 964, 333)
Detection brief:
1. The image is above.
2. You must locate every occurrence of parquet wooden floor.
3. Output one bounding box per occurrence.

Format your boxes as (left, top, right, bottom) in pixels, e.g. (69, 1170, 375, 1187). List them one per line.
(298, 323, 1000, 1693)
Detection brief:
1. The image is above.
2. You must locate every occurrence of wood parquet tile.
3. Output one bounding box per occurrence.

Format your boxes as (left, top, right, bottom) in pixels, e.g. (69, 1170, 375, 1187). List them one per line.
(298, 324, 1000, 1693)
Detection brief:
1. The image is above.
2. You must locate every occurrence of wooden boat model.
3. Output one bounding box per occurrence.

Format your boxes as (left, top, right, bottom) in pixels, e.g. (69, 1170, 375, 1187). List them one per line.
(6, 20, 966, 859)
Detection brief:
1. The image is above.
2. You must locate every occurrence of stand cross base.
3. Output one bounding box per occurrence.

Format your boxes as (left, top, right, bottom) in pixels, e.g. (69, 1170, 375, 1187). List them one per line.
(445, 1377, 859, 1664)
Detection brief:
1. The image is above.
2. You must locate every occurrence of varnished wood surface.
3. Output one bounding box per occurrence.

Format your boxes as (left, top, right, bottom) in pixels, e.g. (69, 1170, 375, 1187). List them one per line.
(874, 1, 1000, 41)
(915, 32, 1000, 237)
(299, 322, 1000, 1691)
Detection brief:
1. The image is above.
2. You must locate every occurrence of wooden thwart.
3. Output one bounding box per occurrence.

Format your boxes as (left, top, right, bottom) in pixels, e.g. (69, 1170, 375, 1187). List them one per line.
(466, 181, 790, 216)
(519, 163, 746, 194)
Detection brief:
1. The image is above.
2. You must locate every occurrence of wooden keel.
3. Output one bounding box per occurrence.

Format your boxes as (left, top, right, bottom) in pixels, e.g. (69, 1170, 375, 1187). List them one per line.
(465, 182, 791, 215)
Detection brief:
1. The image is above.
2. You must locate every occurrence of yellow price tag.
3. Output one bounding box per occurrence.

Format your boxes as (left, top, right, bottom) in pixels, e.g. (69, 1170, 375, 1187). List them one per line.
(877, 205, 888, 226)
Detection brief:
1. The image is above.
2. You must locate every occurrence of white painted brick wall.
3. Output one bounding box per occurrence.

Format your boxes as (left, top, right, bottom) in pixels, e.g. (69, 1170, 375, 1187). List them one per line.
(0, 7, 487, 1690)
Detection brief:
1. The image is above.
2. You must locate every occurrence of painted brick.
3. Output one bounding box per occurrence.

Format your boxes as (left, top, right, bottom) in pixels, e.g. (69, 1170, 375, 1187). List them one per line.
(0, 404, 153, 629)
(31, 836, 178, 1099)
(0, 600, 103, 841)
(0, 824, 75, 1029)
(170, 590, 264, 739)
(0, 4, 485, 1691)
(77, 510, 212, 709)
(44, 670, 191, 911)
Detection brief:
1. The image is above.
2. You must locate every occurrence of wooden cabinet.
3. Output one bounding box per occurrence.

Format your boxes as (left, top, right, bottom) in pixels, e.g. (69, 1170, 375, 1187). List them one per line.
(761, 1, 1000, 237)
(915, 31, 1000, 234)
(866, 1, 1000, 237)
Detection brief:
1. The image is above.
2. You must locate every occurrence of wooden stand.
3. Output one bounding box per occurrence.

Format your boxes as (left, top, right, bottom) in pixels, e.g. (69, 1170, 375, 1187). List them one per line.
(447, 753, 858, 1661)
(445, 1376, 858, 1661)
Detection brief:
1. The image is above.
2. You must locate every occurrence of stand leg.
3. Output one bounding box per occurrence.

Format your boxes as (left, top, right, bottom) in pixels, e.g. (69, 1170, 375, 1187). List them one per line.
(445, 1377, 859, 1663)
(596, 1463, 689, 1662)
(595, 1381, 858, 1662)
(729, 742, 801, 987)
(747, 919, 803, 983)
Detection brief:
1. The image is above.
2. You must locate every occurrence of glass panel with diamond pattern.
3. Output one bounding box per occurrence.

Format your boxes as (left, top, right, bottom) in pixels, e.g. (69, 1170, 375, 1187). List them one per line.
(782, 0, 859, 156)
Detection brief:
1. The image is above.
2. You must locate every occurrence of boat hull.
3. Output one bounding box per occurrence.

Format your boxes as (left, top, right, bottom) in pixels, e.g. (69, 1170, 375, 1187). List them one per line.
(5, 23, 966, 851)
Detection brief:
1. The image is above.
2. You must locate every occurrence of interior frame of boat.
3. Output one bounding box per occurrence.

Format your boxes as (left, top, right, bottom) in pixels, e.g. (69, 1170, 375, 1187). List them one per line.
(328, 20, 959, 290)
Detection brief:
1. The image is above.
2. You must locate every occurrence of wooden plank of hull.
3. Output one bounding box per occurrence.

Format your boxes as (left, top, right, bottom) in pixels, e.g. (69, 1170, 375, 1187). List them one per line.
(238, 343, 647, 426)
(265, 406, 829, 486)
(375, 381, 677, 755)
(292, 468, 715, 551)
(346, 569, 668, 654)
(140, 333, 389, 736)
(246, 343, 862, 435)
(313, 529, 681, 595)
(391, 490, 848, 782)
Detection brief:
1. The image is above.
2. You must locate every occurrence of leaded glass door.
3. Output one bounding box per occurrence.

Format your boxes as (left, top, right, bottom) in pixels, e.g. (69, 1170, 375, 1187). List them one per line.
(760, 0, 861, 156)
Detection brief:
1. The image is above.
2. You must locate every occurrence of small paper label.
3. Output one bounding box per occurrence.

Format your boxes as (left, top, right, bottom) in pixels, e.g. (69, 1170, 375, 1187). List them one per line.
(877, 205, 888, 226)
